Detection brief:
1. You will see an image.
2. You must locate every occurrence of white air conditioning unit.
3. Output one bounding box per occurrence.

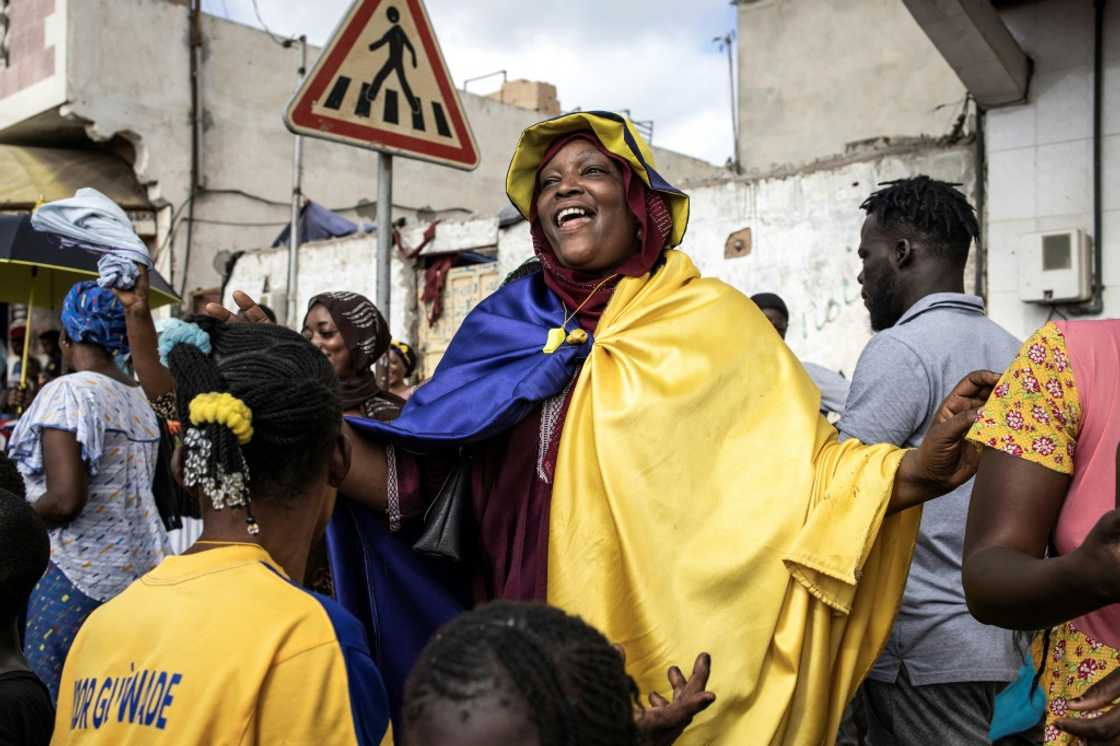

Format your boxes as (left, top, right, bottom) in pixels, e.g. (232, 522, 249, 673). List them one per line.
(1018, 229, 1092, 304)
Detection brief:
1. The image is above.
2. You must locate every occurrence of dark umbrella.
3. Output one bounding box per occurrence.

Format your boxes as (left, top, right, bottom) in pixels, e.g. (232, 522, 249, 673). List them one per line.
(0, 213, 178, 388)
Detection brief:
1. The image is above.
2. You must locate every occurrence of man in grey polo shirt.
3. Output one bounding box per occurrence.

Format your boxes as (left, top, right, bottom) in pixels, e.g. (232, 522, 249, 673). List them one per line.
(838, 176, 1022, 745)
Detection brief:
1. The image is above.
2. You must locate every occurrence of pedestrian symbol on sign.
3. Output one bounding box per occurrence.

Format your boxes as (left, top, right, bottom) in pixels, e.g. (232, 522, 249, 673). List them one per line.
(285, 0, 479, 170)
(364, 6, 419, 115)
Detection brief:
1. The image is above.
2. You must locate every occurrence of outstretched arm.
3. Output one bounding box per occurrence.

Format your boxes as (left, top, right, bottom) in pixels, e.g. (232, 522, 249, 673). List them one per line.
(339, 420, 389, 510)
(203, 291, 391, 511)
(113, 265, 175, 402)
(885, 370, 998, 515)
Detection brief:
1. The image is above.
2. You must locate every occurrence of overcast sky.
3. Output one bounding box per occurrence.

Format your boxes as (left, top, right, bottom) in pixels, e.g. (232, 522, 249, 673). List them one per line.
(200, 0, 738, 165)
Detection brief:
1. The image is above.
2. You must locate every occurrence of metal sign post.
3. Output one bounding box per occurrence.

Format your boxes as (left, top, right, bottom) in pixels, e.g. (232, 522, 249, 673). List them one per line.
(376, 151, 392, 322)
(286, 36, 307, 328)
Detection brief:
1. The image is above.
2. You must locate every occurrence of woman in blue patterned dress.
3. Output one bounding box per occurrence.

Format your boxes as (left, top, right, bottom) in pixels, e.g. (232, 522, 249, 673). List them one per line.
(8, 281, 168, 701)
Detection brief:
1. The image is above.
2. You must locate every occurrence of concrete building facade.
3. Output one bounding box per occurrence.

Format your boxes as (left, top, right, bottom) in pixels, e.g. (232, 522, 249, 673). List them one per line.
(0, 0, 723, 310)
(232, 139, 973, 378)
(977, 0, 1120, 337)
(735, 0, 968, 174)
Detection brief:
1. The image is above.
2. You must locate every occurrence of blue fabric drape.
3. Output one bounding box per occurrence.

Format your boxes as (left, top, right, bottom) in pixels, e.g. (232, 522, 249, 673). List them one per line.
(347, 272, 591, 448)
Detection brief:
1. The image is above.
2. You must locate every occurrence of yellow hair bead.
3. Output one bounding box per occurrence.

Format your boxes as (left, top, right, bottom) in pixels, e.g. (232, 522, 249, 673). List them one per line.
(189, 392, 254, 445)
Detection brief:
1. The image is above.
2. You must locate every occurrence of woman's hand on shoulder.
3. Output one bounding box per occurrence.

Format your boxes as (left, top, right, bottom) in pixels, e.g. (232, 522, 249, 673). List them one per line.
(202, 291, 273, 324)
(889, 370, 999, 514)
(916, 369, 1000, 490)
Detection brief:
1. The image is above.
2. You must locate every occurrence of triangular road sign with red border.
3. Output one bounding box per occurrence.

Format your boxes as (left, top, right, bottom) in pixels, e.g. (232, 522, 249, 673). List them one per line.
(285, 0, 479, 171)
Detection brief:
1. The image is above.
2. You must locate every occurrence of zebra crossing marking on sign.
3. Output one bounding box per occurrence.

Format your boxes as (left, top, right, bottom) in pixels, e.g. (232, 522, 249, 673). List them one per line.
(284, 0, 478, 170)
(319, 76, 453, 138)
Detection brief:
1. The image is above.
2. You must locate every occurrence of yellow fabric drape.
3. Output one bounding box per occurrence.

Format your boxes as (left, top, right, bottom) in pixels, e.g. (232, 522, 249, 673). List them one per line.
(547, 250, 922, 745)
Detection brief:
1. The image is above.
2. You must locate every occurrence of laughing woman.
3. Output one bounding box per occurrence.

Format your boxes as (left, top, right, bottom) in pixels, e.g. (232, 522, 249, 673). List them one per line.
(302, 291, 403, 421)
(212, 112, 993, 745)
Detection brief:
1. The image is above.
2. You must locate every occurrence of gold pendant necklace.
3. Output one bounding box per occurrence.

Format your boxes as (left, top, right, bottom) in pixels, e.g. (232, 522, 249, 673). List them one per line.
(542, 273, 617, 354)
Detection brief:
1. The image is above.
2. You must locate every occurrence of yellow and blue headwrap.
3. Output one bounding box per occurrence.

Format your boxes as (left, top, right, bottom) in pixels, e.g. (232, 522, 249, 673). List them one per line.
(505, 111, 690, 248)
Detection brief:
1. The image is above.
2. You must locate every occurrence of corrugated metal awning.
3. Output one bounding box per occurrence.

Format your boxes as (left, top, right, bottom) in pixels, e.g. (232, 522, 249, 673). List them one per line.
(0, 144, 151, 211)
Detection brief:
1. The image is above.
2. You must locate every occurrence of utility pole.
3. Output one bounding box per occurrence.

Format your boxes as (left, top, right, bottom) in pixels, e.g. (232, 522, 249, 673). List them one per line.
(713, 31, 740, 174)
(285, 35, 307, 327)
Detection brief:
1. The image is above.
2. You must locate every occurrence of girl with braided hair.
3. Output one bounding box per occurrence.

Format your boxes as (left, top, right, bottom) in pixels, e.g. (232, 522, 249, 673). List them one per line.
(49, 319, 389, 745)
(404, 601, 711, 746)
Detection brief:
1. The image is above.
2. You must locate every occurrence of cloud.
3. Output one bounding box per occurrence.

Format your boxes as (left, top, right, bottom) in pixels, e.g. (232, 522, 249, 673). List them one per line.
(201, 0, 737, 165)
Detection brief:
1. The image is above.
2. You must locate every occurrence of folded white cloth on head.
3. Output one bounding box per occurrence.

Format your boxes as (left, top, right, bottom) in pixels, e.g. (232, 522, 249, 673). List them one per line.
(31, 187, 152, 290)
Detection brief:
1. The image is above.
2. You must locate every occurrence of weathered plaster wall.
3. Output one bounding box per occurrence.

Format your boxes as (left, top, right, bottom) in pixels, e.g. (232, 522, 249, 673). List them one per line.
(679, 143, 977, 376)
(499, 144, 976, 376)
(223, 232, 413, 339)
(737, 0, 967, 175)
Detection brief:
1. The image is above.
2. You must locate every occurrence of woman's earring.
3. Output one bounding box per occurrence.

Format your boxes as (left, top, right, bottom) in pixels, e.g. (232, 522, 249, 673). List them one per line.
(636, 228, 643, 241)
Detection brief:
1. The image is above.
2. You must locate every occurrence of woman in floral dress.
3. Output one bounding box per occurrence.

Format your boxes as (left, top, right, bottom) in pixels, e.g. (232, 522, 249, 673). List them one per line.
(964, 319, 1120, 745)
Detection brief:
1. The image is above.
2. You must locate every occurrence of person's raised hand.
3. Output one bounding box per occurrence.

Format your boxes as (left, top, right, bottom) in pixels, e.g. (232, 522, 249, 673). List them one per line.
(202, 290, 273, 324)
(1057, 668, 1120, 743)
(914, 370, 1000, 492)
(111, 264, 151, 315)
(1072, 509, 1120, 605)
(633, 652, 715, 746)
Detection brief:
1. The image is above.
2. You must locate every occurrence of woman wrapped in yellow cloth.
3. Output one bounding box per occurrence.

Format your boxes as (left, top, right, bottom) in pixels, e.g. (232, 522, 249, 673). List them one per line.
(212, 111, 996, 745)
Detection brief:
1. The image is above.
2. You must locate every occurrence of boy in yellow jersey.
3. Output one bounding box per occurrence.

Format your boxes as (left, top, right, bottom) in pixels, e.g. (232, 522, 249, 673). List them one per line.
(50, 319, 389, 745)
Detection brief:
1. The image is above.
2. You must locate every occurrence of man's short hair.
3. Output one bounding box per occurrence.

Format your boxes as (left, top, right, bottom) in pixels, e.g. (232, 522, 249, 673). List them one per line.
(750, 292, 789, 321)
(860, 176, 980, 264)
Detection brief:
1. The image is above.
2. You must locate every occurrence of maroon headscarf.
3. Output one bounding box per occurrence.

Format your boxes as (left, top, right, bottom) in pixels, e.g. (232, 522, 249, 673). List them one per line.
(305, 291, 401, 420)
(529, 132, 674, 330)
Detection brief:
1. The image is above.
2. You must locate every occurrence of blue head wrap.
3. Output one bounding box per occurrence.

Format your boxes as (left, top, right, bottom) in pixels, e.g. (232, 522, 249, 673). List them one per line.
(60, 281, 130, 356)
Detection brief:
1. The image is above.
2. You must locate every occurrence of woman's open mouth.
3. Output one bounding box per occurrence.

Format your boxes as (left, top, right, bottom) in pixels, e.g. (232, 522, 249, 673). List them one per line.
(554, 206, 595, 232)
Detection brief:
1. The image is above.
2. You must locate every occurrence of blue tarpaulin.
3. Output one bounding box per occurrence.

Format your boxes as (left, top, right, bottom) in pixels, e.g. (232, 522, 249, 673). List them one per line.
(271, 201, 373, 247)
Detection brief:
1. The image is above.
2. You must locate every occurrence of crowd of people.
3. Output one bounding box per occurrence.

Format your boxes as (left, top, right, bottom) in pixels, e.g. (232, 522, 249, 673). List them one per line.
(0, 111, 1116, 746)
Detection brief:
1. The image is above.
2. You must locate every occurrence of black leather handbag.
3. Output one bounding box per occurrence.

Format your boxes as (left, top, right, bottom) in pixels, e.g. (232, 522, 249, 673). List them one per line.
(412, 455, 471, 562)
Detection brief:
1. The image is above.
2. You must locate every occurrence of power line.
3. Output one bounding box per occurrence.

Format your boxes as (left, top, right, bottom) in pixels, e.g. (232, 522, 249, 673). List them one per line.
(249, 0, 292, 45)
(189, 217, 293, 227)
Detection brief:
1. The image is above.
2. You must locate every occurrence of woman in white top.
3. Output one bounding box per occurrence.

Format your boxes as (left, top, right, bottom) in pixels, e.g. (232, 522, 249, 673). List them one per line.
(9, 280, 168, 701)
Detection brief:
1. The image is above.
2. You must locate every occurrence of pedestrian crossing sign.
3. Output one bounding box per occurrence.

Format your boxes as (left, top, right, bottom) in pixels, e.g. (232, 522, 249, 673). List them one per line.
(284, 0, 479, 170)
